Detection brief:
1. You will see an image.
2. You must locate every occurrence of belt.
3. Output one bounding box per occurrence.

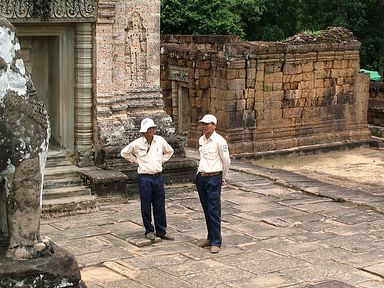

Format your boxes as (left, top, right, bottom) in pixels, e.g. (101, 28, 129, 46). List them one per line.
(200, 172, 221, 177)
(139, 173, 162, 177)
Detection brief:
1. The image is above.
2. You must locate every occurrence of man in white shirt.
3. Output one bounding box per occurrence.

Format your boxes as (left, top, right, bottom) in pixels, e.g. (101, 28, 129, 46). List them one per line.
(195, 114, 230, 253)
(121, 118, 175, 241)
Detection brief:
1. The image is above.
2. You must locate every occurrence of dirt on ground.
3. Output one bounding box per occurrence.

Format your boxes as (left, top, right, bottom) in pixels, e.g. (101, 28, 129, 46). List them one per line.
(252, 147, 384, 196)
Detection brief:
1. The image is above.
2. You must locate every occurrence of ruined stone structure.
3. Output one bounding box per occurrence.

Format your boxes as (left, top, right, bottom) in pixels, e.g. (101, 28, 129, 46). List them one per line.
(1, 0, 196, 196)
(161, 28, 372, 154)
(369, 82, 384, 127)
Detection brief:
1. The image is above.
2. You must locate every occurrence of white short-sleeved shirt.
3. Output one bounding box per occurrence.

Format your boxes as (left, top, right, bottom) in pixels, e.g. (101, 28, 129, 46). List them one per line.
(121, 135, 174, 174)
(198, 131, 230, 179)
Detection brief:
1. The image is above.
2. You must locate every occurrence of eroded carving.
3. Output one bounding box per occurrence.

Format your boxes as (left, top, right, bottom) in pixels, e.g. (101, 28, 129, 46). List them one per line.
(0, 18, 52, 259)
(168, 65, 189, 82)
(0, 0, 97, 20)
(124, 11, 148, 88)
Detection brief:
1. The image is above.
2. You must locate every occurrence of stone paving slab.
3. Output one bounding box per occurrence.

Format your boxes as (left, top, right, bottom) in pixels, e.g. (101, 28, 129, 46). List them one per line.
(229, 158, 384, 215)
(40, 150, 384, 287)
(309, 280, 357, 287)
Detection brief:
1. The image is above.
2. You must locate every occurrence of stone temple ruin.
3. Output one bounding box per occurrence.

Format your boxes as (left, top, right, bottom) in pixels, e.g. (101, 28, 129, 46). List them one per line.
(0, 2, 374, 208)
(0, 0, 196, 201)
(0, 1, 374, 205)
(0, 1, 376, 286)
(161, 27, 372, 155)
(369, 82, 384, 136)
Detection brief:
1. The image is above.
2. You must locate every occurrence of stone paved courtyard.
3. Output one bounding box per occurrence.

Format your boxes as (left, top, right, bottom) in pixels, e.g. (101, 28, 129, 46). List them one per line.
(41, 147, 384, 288)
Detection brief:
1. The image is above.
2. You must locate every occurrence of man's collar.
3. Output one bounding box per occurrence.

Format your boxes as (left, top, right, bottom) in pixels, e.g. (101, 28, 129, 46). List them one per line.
(142, 135, 156, 143)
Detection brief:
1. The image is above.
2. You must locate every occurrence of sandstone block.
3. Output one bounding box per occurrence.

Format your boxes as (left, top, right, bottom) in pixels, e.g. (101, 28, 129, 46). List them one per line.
(228, 79, 245, 90)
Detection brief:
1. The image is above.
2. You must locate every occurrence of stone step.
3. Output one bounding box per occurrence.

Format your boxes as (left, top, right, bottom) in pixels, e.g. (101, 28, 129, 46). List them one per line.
(42, 149, 98, 217)
(42, 195, 97, 217)
(97, 196, 128, 205)
(46, 157, 74, 167)
(44, 177, 84, 189)
(44, 165, 80, 180)
(43, 186, 92, 200)
(46, 149, 74, 166)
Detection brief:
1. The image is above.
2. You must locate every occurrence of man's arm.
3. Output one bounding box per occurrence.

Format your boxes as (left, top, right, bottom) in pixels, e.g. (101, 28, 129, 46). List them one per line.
(218, 140, 230, 180)
(162, 138, 174, 163)
(121, 143, 138, 164)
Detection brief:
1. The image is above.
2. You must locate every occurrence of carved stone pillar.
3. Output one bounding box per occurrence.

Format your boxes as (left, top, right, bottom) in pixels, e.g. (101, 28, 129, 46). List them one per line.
(75, 22, 94, 167)
(89, 0, 196, 193)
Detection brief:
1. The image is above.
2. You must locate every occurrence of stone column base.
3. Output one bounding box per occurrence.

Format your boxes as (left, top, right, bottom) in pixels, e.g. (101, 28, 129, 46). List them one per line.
(0, 244, 85, 288)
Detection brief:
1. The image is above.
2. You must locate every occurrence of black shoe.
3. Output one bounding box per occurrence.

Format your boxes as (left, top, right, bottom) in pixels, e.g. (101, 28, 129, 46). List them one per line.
(157, 233, 175, 240)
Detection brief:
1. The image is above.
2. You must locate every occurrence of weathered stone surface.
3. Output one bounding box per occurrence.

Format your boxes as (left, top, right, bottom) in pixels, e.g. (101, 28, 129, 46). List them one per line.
(0, 17, 50, 260)
(308, 280, 357, 288)
(368, 82, 384, 127)
(34, 147, 384, 287)
(161, 28, 371, 155)
(0, 244, 84, 288)
(93, 0, 193, 175)
(80, 167, 128, 196)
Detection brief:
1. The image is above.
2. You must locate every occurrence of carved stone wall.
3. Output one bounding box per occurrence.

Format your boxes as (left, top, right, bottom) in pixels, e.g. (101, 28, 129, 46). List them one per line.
(94, 0, 179, 170)
(91, 0, 197, 188)
(161, 32, 372, 154)
(0, 0, 97, 22)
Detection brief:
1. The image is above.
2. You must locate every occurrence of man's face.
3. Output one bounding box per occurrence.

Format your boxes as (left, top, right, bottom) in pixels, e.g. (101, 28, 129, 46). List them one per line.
(144, 126, 157, 137)
(201, 122, 216, 135)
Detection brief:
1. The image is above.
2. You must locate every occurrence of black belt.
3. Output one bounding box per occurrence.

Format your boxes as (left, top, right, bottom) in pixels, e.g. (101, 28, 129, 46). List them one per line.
(200, 172, 221, 177)
(139, 173, 162, 177)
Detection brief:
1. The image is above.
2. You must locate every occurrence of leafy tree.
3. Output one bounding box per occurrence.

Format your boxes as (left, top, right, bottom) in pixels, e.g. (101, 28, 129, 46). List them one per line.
(161, 0, 245, 36)
(298, 0, 383, 70)
(250, 0, 301, 41)
(363, 0, 384, 71)
(228, 0, 268, 40)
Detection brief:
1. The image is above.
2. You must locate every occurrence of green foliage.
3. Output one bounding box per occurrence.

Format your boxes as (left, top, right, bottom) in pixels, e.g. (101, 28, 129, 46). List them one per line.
(161, 0, 245, 36)
(298, 0, 383, 70)
(301, 30, 324, 37)
(228, 0, 268, 39)
(259, 25, 285, 41)
(250, 0, 301, 41)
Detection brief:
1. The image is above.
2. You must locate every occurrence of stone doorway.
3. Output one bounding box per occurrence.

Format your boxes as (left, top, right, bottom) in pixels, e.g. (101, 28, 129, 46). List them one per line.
(168, 65, 192, 138)
(16, 24, 75, 152)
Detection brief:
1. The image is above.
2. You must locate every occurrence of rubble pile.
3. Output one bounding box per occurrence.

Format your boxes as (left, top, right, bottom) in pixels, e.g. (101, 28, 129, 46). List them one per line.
(281, 27, 357, 44)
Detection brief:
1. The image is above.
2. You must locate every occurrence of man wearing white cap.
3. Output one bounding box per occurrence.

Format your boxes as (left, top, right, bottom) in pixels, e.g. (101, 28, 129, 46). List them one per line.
(121, 118, 175, 241)
(195, 114, 230, 253)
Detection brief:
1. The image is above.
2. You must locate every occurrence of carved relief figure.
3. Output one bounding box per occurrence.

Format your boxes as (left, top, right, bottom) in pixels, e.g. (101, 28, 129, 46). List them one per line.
(0, 18, 51, 259)
(124, 11, 148, 88)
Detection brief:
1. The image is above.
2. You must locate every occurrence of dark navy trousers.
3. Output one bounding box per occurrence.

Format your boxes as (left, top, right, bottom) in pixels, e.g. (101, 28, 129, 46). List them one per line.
(195, 172, 222, 247)
(138, 174, 167, 237)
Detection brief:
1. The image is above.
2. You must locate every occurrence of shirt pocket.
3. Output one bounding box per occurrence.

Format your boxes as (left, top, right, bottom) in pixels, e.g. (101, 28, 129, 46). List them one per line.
(137, 148, 147, 157)
(199, 146, 207, 160)
(208, 147, 217, 160)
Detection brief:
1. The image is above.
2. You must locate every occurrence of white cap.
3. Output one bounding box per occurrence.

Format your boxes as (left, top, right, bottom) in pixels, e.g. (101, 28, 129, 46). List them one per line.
(198, 114, 217, 125)
(139, 118, 157, 133)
